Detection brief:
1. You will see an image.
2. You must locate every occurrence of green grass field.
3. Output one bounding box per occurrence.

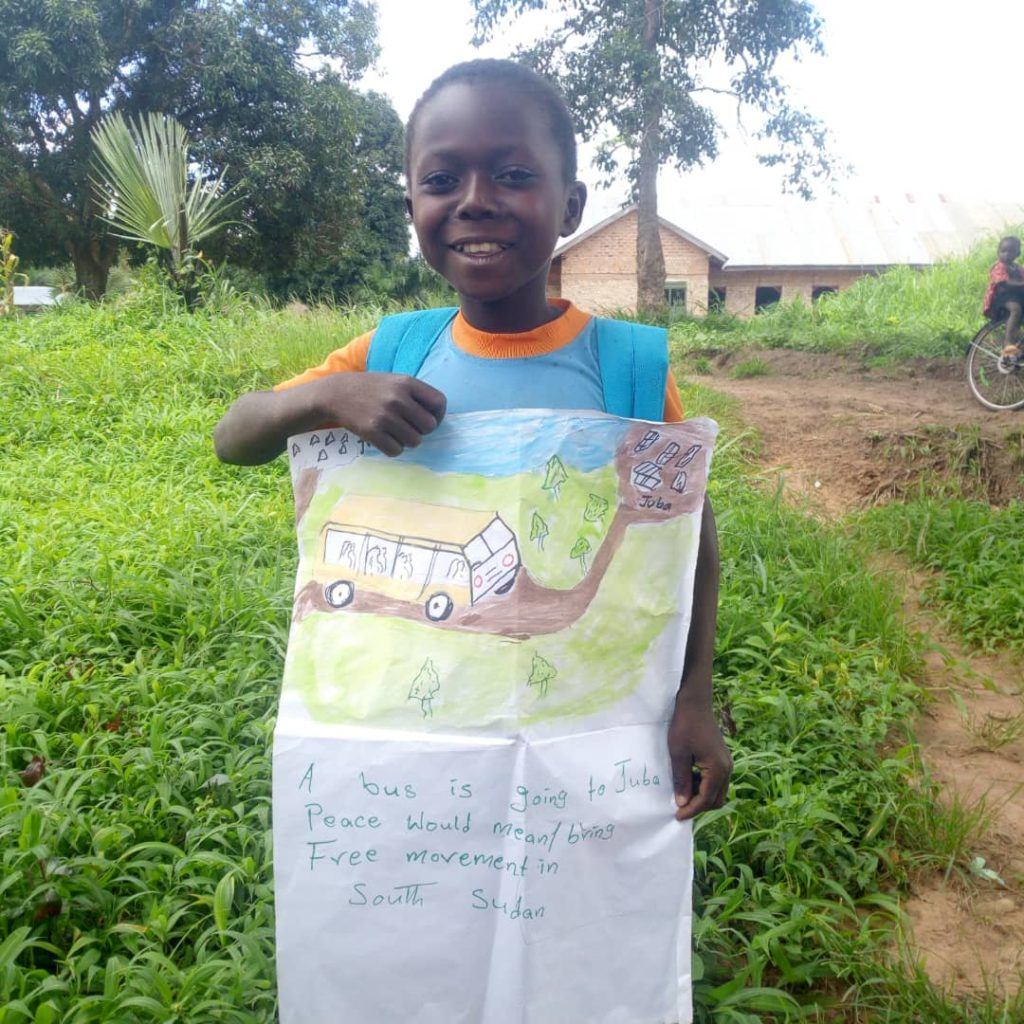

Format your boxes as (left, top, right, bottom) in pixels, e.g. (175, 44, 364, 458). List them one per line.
(2, 286, 1021, 1022)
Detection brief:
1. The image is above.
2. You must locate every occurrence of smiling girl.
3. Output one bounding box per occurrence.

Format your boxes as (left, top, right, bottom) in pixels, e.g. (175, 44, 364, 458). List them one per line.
(214, 59, 731, 820)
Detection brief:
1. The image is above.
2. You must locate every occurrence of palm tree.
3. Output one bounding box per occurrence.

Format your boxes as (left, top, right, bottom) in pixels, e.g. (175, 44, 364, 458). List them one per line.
(90, 112, 243, 302)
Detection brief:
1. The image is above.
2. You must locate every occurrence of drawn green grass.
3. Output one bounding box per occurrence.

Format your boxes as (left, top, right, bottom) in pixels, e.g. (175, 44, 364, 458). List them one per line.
(287, 522, 691, 727)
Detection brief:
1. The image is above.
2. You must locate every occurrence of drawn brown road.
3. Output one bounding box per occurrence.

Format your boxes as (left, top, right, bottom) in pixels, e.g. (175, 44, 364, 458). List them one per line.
(291, 419, 714, 639)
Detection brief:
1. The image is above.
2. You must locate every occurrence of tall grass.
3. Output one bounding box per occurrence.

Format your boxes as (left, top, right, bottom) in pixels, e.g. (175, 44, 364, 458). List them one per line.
(668, 224, 1023, 360)
(0, 291, 1016, 1021)
(857, 498, 1024, 653)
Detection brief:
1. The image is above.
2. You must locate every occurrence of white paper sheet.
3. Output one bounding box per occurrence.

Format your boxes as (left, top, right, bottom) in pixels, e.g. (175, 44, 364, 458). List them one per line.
(273, 409, 717, 1024)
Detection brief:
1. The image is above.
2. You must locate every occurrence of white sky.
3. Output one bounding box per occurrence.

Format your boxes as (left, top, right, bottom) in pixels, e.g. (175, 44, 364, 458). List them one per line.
(360, 0, 1024, 232)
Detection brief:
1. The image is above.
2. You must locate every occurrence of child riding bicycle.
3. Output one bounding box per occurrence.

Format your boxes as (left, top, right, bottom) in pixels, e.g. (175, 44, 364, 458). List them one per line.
(984, 235, 1024, 362)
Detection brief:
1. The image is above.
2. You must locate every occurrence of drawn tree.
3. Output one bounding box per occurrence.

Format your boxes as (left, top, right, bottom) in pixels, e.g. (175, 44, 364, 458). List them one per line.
(529, 511, 550, 550)
(570, 535, 592, 576)
(527, 652, 557, 697)
(542, 455, 568, 500)
(408, 658, 441, 718)
(583, 493, 609, 523)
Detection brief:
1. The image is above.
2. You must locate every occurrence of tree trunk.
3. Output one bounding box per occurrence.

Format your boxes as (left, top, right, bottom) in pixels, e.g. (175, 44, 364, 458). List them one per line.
(635, 0, 666, 315)
(69, 232, 118, 300)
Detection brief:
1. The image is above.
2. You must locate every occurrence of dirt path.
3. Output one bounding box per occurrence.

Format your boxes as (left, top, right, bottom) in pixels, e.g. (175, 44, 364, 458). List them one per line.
(704, 350, 1024, 997)
(705, 349, 1023, 514)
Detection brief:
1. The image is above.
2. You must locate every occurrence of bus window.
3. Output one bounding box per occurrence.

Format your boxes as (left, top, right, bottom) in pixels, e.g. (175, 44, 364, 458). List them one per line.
(394, 542, 434, 583)
(464, 535, 490, 568)
(363, 537, 397, 577)
(432, 551, 469, 584)
(324, 529, 364, 570)
(482, 518, 514, 553)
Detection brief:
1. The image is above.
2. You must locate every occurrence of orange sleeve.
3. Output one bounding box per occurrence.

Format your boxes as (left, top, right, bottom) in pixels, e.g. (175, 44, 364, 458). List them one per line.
(662, 370, 685, 422)
(273, 330, 374, 391)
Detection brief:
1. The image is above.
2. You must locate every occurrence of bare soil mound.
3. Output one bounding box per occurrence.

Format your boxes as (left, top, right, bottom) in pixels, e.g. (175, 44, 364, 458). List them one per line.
(702, 349, 1024, 514)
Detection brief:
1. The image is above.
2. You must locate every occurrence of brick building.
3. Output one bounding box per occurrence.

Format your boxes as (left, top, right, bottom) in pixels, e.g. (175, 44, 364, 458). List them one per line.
(548, 196, 1024, 317)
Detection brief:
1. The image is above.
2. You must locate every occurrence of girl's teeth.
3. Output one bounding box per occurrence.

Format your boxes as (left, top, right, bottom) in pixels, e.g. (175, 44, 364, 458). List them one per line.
(461, 243, 504, 254)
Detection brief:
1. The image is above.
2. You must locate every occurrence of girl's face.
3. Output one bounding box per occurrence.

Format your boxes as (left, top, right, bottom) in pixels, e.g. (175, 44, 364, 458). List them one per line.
(406, 82, 585, 319)
(998, 239, 1021, 265)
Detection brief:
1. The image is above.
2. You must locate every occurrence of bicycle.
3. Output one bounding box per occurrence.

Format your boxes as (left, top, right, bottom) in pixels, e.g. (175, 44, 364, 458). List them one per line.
(966, 317, 1024, 411)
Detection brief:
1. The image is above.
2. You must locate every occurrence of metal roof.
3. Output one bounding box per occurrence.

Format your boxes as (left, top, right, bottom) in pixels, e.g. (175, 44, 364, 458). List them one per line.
(556, 194, 1024, 269)
(554, 205, 727, 262)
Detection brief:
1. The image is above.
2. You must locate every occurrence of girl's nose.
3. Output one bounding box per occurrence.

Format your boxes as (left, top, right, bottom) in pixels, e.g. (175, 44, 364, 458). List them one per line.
(456, 172, 499, 218)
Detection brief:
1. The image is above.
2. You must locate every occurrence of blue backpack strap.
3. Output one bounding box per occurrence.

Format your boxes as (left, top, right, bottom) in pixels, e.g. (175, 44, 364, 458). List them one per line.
(365, 307, 458, 376)
(594, 318, 669, 420)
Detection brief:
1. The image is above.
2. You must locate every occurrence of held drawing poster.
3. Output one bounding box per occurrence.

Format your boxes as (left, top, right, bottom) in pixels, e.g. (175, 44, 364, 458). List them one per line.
(272, 409, 718, 1024)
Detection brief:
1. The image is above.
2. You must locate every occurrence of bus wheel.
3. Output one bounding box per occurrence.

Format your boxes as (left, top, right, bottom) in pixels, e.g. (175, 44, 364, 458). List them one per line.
(425, 593, 454, 621)
(494, 570, 518, 595)
(325, 580, 355, 608)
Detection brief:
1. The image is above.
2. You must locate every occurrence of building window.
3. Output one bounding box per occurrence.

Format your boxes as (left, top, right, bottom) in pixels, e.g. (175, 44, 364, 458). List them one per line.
(664, 283, 687, 308)
(755, 286, 781, 313)
(812, 286, 837, 301)
(707, 287, 726, 313)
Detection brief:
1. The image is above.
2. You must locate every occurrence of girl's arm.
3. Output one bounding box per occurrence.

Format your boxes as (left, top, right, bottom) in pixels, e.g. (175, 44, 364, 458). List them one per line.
(213, 373, 447, 465)
(668, 496, 733, 820)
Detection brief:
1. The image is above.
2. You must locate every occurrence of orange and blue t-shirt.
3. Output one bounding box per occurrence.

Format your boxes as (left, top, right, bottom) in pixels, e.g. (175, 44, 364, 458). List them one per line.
(276, 300, 685, 422)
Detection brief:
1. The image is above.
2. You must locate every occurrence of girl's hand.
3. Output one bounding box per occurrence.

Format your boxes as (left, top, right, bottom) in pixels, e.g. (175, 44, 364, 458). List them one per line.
(308, 372, 447, 457)
(668, 703, 732, 821)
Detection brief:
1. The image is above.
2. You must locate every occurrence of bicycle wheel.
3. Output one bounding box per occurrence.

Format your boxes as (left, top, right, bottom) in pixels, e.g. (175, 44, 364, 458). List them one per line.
(966, 320, 1024, 411)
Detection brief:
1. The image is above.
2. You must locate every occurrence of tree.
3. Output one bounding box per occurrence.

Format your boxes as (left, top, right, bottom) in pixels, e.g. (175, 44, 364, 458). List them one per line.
(472, 0, 838, 311)
(583, 493, 609, 523)
(91, 112, 242, 302)
(570, 535, 591, 575)
(408, 659, 441, 718)
(529, 511, 550, 550)
(527, 652, 557, 697)
(542, 455, 568, 500)
(0, 1, 402, 297)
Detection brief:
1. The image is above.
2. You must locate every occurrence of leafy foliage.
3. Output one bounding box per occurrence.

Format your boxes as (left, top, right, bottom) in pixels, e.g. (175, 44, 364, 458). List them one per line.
(1, 230, 29, 315)
(91, 113, 241, 260)
(858, 498, 1024, 652)
(472, 0, 840, 308)
(0, 0, 402, 299)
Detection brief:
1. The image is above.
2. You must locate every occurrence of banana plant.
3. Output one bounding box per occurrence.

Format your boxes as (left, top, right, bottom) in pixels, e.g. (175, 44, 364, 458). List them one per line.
(90, 112, 244, 302)
(0, 230, 29, 316)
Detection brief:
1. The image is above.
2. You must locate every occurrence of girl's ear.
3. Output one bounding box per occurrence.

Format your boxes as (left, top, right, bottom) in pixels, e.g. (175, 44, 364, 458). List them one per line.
(561, 182, 587, 237)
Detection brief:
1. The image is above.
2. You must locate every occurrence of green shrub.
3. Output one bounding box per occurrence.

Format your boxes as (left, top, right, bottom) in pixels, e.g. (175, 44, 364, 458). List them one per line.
(729, 357, 771, 379)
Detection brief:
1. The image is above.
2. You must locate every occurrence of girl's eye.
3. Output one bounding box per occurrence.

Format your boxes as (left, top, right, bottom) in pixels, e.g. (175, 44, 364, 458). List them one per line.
(497, 168, 535, 184)
(421, 172, 457, 190)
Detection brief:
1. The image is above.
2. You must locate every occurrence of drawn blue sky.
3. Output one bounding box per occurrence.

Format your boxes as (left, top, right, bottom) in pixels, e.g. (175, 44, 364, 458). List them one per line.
(379, 409, 631, 477)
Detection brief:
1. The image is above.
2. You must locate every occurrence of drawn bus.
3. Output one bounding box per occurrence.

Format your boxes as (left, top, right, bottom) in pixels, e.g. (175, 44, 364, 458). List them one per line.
(313, 496, 521, 622)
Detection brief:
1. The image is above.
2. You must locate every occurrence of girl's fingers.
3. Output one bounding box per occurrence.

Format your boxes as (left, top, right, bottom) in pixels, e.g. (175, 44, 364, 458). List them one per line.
(401, 400, 440, 438)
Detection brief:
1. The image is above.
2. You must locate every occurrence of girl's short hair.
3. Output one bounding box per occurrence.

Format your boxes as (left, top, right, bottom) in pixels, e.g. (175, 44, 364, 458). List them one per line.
(405, 59, 578, 184)
(1000, 235, 1021, 251)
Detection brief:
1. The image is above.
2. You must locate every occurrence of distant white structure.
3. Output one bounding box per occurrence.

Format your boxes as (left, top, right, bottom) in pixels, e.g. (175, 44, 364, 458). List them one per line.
(11, 286, 64, 311)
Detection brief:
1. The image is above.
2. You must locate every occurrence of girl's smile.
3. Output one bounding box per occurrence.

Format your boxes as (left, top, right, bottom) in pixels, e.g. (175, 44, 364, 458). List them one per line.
(406, 81, 585, 334)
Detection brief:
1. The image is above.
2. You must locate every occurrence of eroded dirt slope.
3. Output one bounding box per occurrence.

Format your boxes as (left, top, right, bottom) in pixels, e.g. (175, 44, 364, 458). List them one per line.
(702, 349, 1024, 997)
(703, 349, 1023, 513)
